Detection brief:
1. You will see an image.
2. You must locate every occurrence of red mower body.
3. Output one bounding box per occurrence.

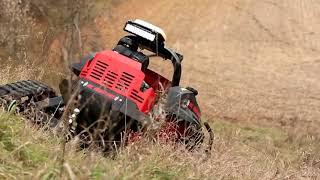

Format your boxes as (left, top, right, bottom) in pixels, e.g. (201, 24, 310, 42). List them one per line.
(61, 19, 208, 150)
(79, 50, 170, 113)
(0, 19, 213, 153)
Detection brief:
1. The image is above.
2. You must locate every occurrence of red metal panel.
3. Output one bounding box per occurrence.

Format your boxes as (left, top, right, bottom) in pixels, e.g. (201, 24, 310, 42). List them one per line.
(79, 50, 156, 113)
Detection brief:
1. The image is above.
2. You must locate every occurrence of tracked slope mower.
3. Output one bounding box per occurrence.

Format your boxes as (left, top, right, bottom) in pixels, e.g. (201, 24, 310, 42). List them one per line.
(0, 20, 213, 151)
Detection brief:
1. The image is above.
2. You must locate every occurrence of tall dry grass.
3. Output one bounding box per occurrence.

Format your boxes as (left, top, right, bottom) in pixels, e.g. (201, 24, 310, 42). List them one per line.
(0, 112, 319, 179)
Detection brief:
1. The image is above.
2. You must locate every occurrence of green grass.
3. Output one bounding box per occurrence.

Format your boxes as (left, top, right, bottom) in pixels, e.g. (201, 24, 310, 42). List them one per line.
(0, 112, 319, 179)
(0, 113, 56, 177)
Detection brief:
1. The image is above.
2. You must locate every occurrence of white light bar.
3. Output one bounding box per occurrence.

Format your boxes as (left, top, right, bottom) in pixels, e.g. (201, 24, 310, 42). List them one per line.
(124, 24, 156, 41)
(134, 19, 167, 41)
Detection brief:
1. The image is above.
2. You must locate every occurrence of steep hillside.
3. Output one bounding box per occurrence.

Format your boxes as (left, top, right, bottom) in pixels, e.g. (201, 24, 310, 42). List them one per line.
(88, 0, 320, 133)
(3, 0, 319, 132)
(1, 0, 320, 179)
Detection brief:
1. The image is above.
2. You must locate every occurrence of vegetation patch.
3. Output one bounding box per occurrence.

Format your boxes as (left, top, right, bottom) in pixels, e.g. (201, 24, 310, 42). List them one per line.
(0, 112, 319, 179)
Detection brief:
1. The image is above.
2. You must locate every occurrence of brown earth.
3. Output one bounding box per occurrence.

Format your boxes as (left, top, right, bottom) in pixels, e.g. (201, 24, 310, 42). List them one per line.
(83, 0, 320, 132)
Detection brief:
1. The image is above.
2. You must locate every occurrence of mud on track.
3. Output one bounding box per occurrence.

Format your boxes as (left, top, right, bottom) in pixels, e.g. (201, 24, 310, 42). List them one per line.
(83, 0, 320, 132)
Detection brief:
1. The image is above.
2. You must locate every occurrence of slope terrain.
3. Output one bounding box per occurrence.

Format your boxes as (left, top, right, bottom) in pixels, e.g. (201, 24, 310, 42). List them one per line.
(87, 0, 320, 133)
(1, 0, 320, 179)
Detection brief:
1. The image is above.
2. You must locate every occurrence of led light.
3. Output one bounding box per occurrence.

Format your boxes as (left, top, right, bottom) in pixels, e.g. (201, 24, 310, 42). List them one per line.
(134, 19, 167, 41)
(125, 24, 156, 41)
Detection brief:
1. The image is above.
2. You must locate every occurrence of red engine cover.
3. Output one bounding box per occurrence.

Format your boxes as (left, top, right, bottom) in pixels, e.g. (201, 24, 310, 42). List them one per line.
(79, 50, 156, 113)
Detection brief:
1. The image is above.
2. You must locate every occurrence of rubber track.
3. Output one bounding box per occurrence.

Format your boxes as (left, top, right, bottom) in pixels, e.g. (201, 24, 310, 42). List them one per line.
(0, 80, 61, 128)
(0, 80, 55, 99)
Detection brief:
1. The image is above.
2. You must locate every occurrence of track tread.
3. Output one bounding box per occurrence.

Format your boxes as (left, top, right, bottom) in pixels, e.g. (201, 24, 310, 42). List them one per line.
(0, 80, 55, 99)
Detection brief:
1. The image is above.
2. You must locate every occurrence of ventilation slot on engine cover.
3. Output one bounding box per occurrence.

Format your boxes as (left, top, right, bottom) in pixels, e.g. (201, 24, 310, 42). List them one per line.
(115, 72, 135, 92)
(103, 71, 118, 88)
(80, 70, 88, 77)
(90, 60, 109, 81)
(130, 89, 144, 103)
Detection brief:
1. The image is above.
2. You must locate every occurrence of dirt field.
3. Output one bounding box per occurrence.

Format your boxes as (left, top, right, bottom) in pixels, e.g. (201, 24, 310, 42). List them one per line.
(85, 0, 320, 132)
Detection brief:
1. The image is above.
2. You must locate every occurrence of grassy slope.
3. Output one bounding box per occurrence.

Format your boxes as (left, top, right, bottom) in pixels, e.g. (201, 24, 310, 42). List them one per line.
(0, 112, 319, 179)
(1, 1, 320, 179)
